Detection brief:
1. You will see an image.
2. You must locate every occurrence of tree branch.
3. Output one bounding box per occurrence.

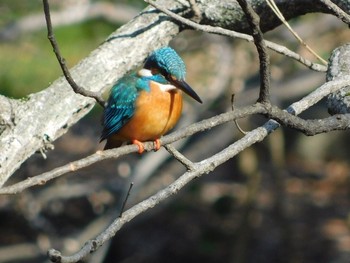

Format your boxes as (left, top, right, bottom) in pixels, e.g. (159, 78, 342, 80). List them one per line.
(0, 0, 348, 192)
(0, 105, 263, 194)
(2, 75, 350, 193)
(45, 74, 350, 263)
(0, 0, 183, 186)
(236, 0, 271, 103)
(318, 0, 350, 25)
(144, 0, 327, 72)
(43, 0, 105, 107)
(163, 144, 196, 171)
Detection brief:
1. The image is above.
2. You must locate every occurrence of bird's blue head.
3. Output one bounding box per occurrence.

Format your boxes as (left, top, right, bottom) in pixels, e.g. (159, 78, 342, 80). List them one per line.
(144, 47, 202, 103)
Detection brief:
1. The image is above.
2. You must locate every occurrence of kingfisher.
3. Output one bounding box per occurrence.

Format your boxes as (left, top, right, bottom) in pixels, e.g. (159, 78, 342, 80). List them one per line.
(100, 47, 202, 153)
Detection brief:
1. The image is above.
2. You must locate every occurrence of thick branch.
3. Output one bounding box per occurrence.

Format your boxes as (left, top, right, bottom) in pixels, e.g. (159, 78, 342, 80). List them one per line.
(0, 0, 182, 186)
(1, 0, 349, 185)
(327, 44, 350, 114)
(0, 105, 263, 194)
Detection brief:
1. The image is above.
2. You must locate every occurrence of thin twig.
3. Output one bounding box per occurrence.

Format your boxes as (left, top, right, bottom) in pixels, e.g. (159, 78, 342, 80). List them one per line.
(318, 0, 350, 25)
(231, 94, 248, 135)
(163, 144, 196, 171)
(43, 0, 105, 108)
(144, 0, 327, 72)
(236, 0, 270, 103)
(119, 183, 134, 217)
(266, 0, 328, 65)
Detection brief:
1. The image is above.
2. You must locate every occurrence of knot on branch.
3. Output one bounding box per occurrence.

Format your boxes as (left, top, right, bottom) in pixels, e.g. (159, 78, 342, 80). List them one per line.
(47, 249, 62, 263)
(327, 44, 350, 115)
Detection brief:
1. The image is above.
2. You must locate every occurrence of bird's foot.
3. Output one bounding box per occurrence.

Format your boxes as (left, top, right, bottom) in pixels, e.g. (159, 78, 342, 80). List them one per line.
(131, 139, 161, 154)
(154, 139, 161, 151)
(132, 139, 145, 154)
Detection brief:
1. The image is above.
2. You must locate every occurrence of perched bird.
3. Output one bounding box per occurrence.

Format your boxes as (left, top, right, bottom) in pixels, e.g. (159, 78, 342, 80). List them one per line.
(100, 47, 202, 153)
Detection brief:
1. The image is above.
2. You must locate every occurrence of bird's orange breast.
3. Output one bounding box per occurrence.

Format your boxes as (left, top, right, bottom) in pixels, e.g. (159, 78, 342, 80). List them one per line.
(113, 81, 183, 142)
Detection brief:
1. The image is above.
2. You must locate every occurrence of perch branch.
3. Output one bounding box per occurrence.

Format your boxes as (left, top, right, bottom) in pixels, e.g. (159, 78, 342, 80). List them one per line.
(45, 74, 350, 262)
(0, 105, 263, 195)
(2, 76, 350, 195)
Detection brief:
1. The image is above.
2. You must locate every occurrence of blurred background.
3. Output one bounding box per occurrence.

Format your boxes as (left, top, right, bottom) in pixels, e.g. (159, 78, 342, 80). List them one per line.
(1, 1, 350, 262)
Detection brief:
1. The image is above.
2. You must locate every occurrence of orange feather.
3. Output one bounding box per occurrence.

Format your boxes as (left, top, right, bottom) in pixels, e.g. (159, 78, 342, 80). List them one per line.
(106, 81, 183, 146)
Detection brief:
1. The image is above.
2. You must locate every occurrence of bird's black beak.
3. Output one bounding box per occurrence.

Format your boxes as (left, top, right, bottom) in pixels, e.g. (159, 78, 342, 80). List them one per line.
(171, 79, 202, 103)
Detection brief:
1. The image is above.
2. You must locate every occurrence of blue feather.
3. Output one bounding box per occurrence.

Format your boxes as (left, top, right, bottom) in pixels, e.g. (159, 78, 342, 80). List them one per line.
(100, 73, 168, 141)
(144, 47, 186, 80)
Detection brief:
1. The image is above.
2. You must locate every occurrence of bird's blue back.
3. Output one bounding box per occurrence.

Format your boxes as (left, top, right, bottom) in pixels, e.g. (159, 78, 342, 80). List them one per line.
(100, 73, 168, 141)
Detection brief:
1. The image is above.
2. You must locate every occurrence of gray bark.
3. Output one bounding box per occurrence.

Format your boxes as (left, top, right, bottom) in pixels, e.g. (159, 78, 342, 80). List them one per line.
(0, 0, 349, 186)
(327, 44, 350, 114)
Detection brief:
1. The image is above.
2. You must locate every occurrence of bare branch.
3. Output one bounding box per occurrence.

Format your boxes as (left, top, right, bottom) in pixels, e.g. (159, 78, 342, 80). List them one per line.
(2, 73, 350, 196)
(144, 0, 327, 72)
(318, 0, 350, 25)
(43, 0, 105, 107)
(0, 105, 263, 195)
(266, 105, 350, 135)
(163, 144, 196, 171)
(2, 0, 337, 186)
(236, 0, 271, 103)
(45, 73, 350, 262)
(0, 0, 183, 184)
(46, 122, 276, 263)
(327, 44, 350, 114)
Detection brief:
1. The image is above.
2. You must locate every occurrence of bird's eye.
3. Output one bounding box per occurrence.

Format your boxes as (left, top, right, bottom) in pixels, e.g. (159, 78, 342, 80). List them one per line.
(167, 74, 177, 82)
(151, 68, 159, 75)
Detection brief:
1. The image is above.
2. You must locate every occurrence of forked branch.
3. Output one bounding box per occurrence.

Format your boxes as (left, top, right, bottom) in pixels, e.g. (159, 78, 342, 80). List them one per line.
(43, 0, 105, 107)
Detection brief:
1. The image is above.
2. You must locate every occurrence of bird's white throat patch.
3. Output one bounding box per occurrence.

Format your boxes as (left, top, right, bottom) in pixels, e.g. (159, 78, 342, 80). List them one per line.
(138, 69, 153, 77)
(138, 69, 176, 92)
(158, 83, 177, 92)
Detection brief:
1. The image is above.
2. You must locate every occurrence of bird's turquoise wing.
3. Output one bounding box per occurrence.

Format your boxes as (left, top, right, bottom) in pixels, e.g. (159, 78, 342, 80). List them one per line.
(100, 75, 138, 141)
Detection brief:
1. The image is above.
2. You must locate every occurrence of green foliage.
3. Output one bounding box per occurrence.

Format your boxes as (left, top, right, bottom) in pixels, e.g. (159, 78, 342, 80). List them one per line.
(0, 1, 39, 27)
(0, 20, 116, 98)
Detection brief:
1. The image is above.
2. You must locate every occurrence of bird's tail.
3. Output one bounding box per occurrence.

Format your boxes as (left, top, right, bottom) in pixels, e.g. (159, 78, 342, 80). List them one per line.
(103, 138, 123, 150)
